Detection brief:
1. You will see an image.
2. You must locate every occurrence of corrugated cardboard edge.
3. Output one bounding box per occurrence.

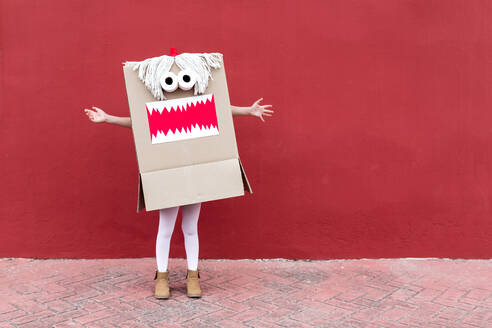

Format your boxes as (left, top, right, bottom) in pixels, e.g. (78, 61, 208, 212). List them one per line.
(137, 174, 145, 213)
(121, 67, 147, 213)
(238, 157, 253, 194)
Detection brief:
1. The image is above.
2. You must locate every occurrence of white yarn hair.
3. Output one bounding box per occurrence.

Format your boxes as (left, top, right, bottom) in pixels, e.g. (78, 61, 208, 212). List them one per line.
(124, 52, 223, 100)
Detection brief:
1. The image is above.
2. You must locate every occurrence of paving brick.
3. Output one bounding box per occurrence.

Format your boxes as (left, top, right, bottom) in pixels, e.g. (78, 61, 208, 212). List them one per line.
(378, 305, 412, 321)
(77, 299, 109, 313)
(398, 301, 446, 325)
(351, 306, 380, 321)
(9, 283, 41, 295)
(57, 274, 91, 286)
(433, 288, 467, 304)
(42, 282, 70, 294)
(325, 297, 364, 311)
(0, 303, 17, 314)
(201, 308, 237, 323)
(127, 298, 164, 312)
(341, 319, 381, 328)
(72, 309, 118, 325)
(242, 299, 279, 312)
(311, 286, 341, 301)
(437, 306, 469, 321)
(413, 276, 450, 291)
(427, 318, 466, 328)
(363, 286, 393, 301)
(212, 298, 252, 313)
(243, 318, 280, 328)
(289, 308, 332, 326)
(462, 307, 492, 326)
(101, 297, 136, 312)
(84, 320, 116, 328)
(276, 317, 316, 327)
(228, 308, 269, 323)
(335, 289, 366, 302)
(325, 306, 353, 321)
(228, 289, 264, 302)
(27, 320, 63, 328)
(387, 288, 418, 301)
(409, 287, 444, 303)
(0, 309, 27, 322)
(34, 290, 77, 303)
(371, 318, 413, 328)
(122, 320, 157, 328)
(62, 287, 103, 303)
(466, 288, 492, 301)
(257, 307, 293, 323)
(213, 319, 248, 327)
(269, 296, 304, 312)
(9, 299, 47, 314)
(9, 309, 56, 325)
(40, 309, 89, 325)
(433, 288, 476, 311)
(44, 299, 77, 313)
(179, 318, 220, 328)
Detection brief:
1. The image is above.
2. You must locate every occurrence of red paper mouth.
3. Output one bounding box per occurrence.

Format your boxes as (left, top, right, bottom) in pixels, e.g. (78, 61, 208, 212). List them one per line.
(145, 94, 219, 144)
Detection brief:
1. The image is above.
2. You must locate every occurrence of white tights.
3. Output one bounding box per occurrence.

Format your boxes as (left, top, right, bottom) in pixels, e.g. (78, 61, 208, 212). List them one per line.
(155, 203, 201, 272)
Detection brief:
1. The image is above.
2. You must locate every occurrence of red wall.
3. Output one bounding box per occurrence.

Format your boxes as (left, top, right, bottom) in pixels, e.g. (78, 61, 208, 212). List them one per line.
(2, 0, 492, 259)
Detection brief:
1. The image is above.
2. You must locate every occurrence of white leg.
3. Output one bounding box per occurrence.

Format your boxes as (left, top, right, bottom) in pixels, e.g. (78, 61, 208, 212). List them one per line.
(181, 202, 201, 270)
(156, 206, 179, 272)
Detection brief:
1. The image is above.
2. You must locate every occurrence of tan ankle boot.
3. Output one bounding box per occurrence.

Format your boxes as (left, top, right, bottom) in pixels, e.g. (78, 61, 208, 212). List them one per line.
(154, 270, 170, 299)
(186, 269, 202, 298)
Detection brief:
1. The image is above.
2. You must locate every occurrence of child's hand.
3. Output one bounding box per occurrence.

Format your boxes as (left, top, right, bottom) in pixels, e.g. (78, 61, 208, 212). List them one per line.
(84, 106, 107, 123)
(249, 98, 274, 122)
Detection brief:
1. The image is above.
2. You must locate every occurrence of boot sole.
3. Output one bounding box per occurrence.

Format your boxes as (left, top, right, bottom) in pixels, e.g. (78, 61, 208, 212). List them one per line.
(187, 293, 202, 298)
(155, 295, 170, 299)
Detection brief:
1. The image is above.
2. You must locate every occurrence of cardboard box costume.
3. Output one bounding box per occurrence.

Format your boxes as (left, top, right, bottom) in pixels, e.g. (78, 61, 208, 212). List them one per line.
(122, 50, 252, 212)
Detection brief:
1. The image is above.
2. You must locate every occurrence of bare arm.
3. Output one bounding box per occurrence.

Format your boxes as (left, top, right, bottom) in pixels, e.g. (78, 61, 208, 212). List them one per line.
(230, 105, 252, 116)
(84, 106, 132, 128)
(230, 98, 274, 122)
(105, 114, 132, 128)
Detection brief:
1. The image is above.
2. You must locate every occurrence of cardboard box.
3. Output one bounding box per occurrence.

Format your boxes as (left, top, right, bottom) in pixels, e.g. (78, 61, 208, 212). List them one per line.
(122, 53, 252, 212)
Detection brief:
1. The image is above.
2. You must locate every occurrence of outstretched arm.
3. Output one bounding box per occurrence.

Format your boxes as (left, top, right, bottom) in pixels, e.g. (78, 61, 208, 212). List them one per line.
(231, 98, 274, 122)
(105, 114, 132, 128)
(84, 106, 132, 128)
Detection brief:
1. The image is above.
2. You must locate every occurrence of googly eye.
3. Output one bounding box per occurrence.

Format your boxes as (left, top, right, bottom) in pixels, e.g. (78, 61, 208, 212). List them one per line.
(177, 69, 196, 91)
(160, 72, 178, 92)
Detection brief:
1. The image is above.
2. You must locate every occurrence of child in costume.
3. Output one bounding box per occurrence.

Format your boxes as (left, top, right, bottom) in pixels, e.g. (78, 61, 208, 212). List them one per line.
(83, 76, 273, 299)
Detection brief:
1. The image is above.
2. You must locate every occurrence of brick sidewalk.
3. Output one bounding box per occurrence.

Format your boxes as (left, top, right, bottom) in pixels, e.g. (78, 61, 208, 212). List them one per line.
(0, 258, 491, 327)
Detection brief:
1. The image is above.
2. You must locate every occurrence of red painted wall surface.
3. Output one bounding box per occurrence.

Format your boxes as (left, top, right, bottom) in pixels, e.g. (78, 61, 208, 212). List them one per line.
(1, 0, 492, 259)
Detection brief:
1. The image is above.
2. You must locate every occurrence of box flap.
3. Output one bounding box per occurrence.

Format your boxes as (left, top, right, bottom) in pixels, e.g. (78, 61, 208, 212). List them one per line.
(136, 173, 145, 213)
(238, 157, 253, 194)
(140, 158, 245, 211)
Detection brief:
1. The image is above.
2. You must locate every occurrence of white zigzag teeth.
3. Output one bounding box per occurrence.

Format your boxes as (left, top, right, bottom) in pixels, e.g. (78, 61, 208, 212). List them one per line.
(146, 94, 212, 115)
(151, 124, 219, 144)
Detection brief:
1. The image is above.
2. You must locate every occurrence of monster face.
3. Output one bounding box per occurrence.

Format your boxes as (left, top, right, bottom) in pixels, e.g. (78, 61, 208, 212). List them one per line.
(126, 51, 224, 144)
